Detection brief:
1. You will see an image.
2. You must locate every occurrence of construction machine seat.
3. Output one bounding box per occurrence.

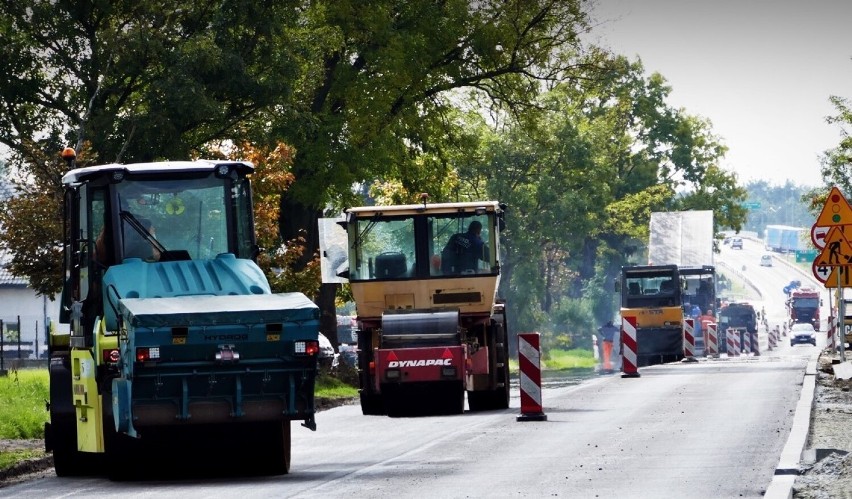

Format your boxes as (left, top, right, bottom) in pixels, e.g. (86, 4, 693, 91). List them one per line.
(375, 252, 407, 278)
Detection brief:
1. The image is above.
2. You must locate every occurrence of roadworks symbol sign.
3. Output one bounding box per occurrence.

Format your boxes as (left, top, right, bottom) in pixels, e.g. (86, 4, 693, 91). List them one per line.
(815, 226, 852, 267)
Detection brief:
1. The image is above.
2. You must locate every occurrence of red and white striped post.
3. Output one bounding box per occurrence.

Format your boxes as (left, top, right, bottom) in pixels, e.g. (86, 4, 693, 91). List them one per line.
(752, 330, 760, 356)
(828, 316, 836, 350)
(621, 316, 640, 378)
(742, 329, 752, 355)
(517, 332, 547, 422)
(726, 328, 739, 357)
(705, 323, 718, 357)
(682, 319, 698, 363)
(592, 334, 600, 363)
(731, 329, 741, 356)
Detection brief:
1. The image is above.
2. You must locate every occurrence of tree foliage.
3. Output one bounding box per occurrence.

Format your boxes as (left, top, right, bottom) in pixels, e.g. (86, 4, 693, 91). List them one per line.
(0, 1, 752, 349)
(819, 95, 852, 193)
(467, 53, 745, 335)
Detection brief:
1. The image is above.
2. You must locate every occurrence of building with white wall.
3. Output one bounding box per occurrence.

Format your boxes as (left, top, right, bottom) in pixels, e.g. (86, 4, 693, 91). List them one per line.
(0, 179, 62, 358)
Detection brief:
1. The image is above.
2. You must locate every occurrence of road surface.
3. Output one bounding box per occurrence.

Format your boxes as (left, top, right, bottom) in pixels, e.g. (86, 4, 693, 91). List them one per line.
(0, 238, 820, 498)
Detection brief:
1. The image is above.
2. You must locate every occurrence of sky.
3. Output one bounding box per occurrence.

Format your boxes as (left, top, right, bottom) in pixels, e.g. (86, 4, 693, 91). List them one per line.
(586, 0, 852, 187)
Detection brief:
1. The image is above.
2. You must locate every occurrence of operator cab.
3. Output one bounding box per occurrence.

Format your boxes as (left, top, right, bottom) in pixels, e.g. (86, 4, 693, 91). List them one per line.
(339, 202, 503, 281)
(321, 200, 505, 320)
(60, 161, 258, 340)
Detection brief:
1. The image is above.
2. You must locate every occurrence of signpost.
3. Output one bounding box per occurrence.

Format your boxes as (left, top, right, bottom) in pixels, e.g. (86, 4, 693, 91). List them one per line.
(812, 186, 852, 362)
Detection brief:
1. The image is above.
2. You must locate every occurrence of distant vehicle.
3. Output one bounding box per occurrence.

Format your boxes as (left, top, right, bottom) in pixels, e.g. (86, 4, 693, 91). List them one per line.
(787, 287, 821, 330)
(718, 302, 757, 354)
(765, 225, 808, 253)
(731, 237, 743, 249)
(760, 255, 773, 267)
(783, 280, 802, 296)
(790, 323, 817, 346)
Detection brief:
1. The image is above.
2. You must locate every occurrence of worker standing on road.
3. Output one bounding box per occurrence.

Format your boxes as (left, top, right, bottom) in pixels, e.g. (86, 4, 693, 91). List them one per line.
(598, 320, 619, 373)
(699, 309, 716, 331)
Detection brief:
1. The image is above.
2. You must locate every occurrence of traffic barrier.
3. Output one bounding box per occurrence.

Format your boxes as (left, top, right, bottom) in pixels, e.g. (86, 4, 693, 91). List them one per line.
(621, 316, 640, 378)
(682, 319, 698, 363)
(705, 323, 718, 357)
(602, 339, 614, 373)
(517, 332, 547, 422)
(743, 330, 752, 355)
(828, 317, 836, 350)
(752, 331, 760, 356)
(726, 328, 740, 357)
(593, 335, 600, 363)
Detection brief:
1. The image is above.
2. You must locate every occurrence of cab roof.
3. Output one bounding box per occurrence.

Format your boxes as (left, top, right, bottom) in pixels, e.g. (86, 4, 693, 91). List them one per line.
(346, 200, 502, 217)
(62, 160, 254, 186)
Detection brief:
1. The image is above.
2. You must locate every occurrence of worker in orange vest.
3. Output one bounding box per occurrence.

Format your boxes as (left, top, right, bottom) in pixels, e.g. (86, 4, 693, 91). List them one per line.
(699, 309, 716, 332)
(598, 320, 619, 373)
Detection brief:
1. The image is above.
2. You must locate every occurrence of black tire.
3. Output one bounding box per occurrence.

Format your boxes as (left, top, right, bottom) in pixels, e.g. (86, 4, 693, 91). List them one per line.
(467, 317, 510, 412)
(359, 391, 386, 416)
(257, 421, 291, 475)
(445, 383, 465, 415)
(105, 427, 144, 481)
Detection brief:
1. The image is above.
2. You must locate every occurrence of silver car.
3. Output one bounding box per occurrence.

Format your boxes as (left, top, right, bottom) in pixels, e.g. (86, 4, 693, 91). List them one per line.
(790, 323, 817, 346)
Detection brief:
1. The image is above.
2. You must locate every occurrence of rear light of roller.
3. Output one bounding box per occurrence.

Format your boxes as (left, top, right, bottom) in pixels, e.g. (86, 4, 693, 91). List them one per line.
(294, 340, 319, 356)
(136, 347, 160, 362)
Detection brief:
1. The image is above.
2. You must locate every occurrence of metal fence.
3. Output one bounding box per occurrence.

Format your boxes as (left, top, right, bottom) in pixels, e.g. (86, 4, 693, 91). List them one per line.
(0, 316, 49, 374)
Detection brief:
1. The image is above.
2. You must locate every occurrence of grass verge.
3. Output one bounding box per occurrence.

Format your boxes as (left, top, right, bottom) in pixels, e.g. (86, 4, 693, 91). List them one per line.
(0, 369, 48, 440)
(542, 348, 596, 370)
(509, 348, 596, 372)
(315, 371, 359, 399)
(0, 449, 46, 471)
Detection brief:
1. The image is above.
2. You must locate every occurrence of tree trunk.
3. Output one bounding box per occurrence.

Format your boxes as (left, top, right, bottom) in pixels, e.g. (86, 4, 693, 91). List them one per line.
(279, 190, 339, 347)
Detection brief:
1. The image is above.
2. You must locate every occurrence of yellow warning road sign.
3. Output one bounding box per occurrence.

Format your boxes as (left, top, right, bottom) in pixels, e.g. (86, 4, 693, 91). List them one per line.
(820, 265, 852, 288)
(816, 186, 852, 226)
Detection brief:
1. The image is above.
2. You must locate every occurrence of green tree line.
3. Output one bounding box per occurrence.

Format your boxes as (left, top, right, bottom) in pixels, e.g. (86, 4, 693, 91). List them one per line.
(0, 1, 771, 350)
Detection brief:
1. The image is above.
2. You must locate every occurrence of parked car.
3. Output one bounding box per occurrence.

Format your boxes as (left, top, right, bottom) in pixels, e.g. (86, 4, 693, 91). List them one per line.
(790, 323, 817, 347)
(338, 343, 358, 369)
(318, 333, 340, 369)
(731, 237, 743, 249)
(760, 254, 773, 267)
(336, 315, 358, 343)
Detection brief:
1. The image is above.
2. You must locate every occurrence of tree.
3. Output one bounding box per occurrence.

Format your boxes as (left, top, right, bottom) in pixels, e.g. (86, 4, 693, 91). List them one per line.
(257, 0, 598, 342)
(0, 0, 595, 289)
(0, 1, 303, 295)
(264, 0, 595, 246)
(819, 95, 852, 193)
(466, 52, 745, 338)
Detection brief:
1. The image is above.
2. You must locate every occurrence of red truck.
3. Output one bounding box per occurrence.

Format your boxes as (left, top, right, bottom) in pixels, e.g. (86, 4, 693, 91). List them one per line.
(787, 287, 821, 330)
(321, 200, 510, 417)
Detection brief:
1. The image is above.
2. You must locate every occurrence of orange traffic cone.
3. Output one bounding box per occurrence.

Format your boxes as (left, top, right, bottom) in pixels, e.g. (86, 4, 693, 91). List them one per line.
(602, 341, 613, 372)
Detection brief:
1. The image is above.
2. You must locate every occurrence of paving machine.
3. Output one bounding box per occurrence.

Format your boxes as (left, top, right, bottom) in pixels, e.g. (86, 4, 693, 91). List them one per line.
(322, 200, 510, 416)
(617, 264, 684, 366)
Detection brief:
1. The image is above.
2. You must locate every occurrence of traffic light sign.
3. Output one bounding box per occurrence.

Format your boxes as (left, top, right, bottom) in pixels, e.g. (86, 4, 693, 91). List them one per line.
(816, 187, 852, 226)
